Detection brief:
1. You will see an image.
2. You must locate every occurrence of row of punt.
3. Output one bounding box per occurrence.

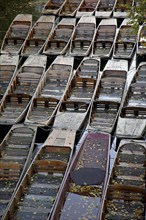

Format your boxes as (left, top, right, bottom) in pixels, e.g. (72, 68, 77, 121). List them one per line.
(42, 0, 135, 19)
(1, 14, 146, 57)
(0, 1, 146, 219)
(0, 124, 145, 219)
(1, 53, 146, 139)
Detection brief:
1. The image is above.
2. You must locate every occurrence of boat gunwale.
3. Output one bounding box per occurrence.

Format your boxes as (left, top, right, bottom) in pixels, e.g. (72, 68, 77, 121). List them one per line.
(50, 131, 111, 220)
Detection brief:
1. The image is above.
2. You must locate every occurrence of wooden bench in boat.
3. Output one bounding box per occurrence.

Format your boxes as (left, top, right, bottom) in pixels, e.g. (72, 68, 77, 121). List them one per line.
(10, 24, 30, 38)
(0, 94, 31, 123)
(0, 162, 22, 180)
(107, 184, 146, 202)
(34, 159, 67, 173)
(121, 106, 146, 118)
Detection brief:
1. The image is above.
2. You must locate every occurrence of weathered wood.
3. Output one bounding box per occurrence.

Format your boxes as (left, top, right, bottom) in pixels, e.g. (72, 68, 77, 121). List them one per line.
(69, 16, 96, 56)
(113, 0, 134, 18)
(59, 0, 83, 17)
(3, 129, 76, 220)
(0, 54, 19, 104)
(92, 18, 117, 58)
(95, 0, 117, 18)
(50, 132, 110, 220)
(100, 139, 146, 220)
(21, 15, 55, 56)
(113, 19, 137, 59)
(116, 62, 146, 138)
(25, 55, 74, 126)
(42, 0, 65, 15)
(0, 55, 47, 125)
(137, 23, 146, 55)
(1, 14, 32, 54)
(76, 0, 100, 18)
(43, 18, 76, 55)
(88, 59, 128, 133)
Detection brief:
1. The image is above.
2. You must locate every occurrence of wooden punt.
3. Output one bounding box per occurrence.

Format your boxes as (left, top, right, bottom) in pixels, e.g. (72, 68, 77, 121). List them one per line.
(43, 18, 76, 56)
(59, 0, 83, 17)
(0, 55, 47, 125)
(116, 62, 146, 138)
(0, 124, 37, 219)
(91, 18, 117, 58)
(0, 54, 19, 104)
(113, 0, 134, 18)
(53, 57, 100, 131)
(3, 128, 76, 220)
(50, 131, 110, 220)
(1, 14, 32, 54)
(21, 15, 55, 56)
(88, 59, 128, 134)
(24, 56, 74, 126)
(95, 0, 117, 18)
(42, 0, 65, 15)
(137, 23, 146, 56)
(74, 57, 100, 80)
(113, 19, 137, 59)
(69, 16, 96, 57)
(100, 139, 146, 220)
(76, 0, 100, 18)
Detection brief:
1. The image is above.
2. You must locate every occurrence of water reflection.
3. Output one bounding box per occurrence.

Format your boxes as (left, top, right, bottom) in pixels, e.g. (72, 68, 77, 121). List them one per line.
(0, 0, 47, 47)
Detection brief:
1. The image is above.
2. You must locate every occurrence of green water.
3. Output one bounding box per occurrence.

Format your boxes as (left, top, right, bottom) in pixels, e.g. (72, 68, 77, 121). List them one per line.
(0, 0, 47, 47)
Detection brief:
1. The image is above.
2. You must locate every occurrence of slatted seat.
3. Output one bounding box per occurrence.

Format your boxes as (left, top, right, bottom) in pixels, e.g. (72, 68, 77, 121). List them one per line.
(28, 97, 58, 122)
(90, 101, 119, 131)
(121, 107, 146, 118)
(0, 94, 31, 123)
(13, 171, 63, 220)
(0, 162, 22, 180)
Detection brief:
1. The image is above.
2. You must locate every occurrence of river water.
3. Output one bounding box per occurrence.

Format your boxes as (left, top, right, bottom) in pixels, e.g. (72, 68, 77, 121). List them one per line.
(0, 0, 47, 47)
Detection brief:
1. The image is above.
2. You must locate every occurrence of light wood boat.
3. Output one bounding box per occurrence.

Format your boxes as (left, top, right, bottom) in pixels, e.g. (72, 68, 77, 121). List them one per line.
(88, 59, 128, 133)
(42, 0, 65, 15)
(74, 57, 100, 79)
(76, 0, 100, 18)
(0, 55, 47, 125)
(92, 18, 117, 58)
(113, 19, 137, 59)
(1, 14, 32, 54)
(137, 23, 146, 56)
(53, 57, 100, 131)
(0, 124, 37, 219)
(3, 128, 76, 220)
(100, 139, 146, 220)
(0, 54, 19, 104)
(116, 62, 146, 138)
(69, 16, 96, 57)
(95, 0, 117, 18)
(25, 56, 74, 126)
(43, 18, 76, 56)
(113, 0, 134, 18)
(21, 15, 55, 56)
(59, 0, 83, 17)
(50, 131, 110, 220)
